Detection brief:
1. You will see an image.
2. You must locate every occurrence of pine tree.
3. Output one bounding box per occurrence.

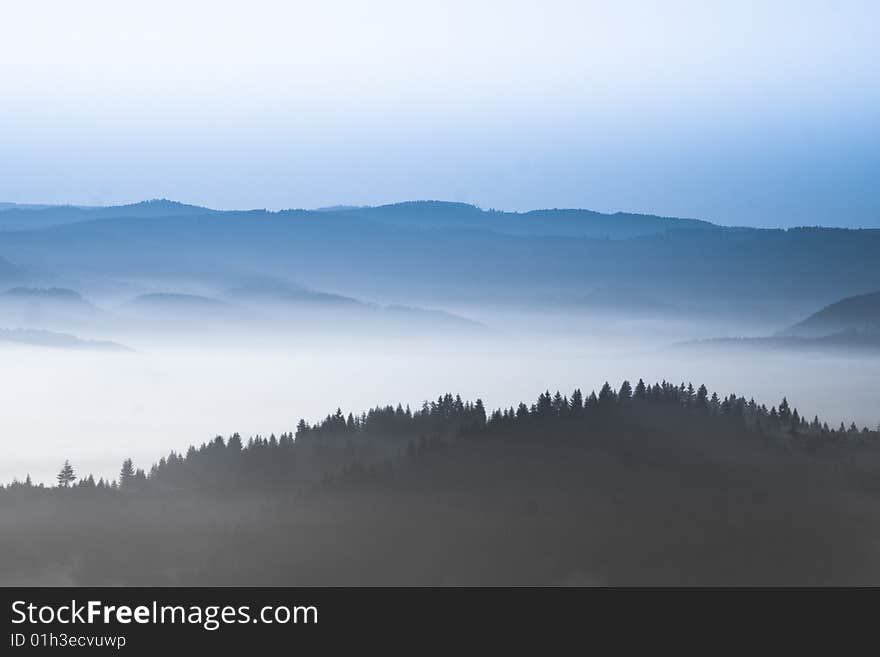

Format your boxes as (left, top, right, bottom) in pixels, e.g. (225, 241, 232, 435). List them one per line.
(118, 458, 135, 488)
(474, 399, 487, 426)
(598, 382, 616, 406)
(551, 391, 567, 416)
(56, 460, 76, 488)
(634, 379, 647, 399)
(570, 389, 584, 413)
(618, 380, 633, 401)
(695, 384, 709, 409)
(778, 397, 791, 422)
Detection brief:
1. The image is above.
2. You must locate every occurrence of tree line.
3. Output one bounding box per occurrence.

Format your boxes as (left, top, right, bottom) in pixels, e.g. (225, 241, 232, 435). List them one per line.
(4, 379, 878, 495)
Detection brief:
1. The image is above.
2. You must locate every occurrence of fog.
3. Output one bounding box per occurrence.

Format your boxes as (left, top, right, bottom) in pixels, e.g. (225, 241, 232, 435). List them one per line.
(5, 311, 879, 485)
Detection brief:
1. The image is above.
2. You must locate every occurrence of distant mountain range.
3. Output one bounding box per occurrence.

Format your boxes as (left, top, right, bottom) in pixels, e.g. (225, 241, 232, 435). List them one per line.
(0, 280, 486, 342)
(0, 199, 710, 238)
(0, 199, 878, 322)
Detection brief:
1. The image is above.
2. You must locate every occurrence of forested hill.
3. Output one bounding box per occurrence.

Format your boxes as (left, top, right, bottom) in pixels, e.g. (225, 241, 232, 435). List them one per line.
(3, 380, 880, 585)
(781, 290, 880, 338)
(7, 378, 876, 495)
(330, 201, 717, 238)
(0, 199, 710, 238)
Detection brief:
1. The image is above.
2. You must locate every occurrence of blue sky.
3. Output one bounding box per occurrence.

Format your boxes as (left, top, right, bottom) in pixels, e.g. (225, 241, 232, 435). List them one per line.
(0, 0, 877, 227)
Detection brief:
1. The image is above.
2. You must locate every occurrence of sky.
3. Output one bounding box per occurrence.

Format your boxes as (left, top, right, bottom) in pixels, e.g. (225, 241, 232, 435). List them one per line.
(0, 0, 877, 227)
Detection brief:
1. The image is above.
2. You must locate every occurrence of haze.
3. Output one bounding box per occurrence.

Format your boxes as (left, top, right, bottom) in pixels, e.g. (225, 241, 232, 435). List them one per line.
(4, 321, 880, 486)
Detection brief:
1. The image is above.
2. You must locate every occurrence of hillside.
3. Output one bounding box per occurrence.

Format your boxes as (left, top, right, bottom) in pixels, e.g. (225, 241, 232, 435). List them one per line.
(780, 291, 880, 338)
(338, 201, 716, 238)
(0, 199, 214, 231)
(112, 285, 486, 337)
(0, 208, 878, 321)
(0, 328, 128, 351)
(0, 199, 714, 238)
(3, 380, 879, 585)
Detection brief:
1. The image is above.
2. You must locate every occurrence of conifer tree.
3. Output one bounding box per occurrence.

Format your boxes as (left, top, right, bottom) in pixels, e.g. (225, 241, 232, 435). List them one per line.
(634, 379, 647, 399)
(778, 397, 791, 422)
(598, 382, 616, 406)
(56, 460, 76, 488)
(696, 384, 709, 409)
(119, 458, 135, 488)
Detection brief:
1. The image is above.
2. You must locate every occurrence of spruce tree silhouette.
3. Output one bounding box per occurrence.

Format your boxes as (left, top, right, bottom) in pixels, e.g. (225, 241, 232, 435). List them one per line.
(598, 382, 616, 406)
(119, 458, 135, 488)
(56, 460, 76, 488)
(696, 384, 709, 409)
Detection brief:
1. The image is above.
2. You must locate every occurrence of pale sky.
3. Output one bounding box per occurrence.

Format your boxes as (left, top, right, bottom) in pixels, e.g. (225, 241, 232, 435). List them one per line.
(1, 0, 877, 226)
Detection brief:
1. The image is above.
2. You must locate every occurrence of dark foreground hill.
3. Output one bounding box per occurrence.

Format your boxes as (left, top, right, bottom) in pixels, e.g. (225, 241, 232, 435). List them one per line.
(2, 380, 879, 585)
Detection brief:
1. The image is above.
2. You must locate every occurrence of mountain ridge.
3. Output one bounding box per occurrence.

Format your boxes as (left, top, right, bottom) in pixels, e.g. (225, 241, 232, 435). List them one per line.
(780, 290, 880, 339)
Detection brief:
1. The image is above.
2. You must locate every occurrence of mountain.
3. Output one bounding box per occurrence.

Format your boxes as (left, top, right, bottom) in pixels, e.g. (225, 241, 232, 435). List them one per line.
(331, 200, 716, 238)
(0, 328, 128, 351)
(119, 292, 237, 322)
(223, 279, 360, 307)
(780, 291, 880, 339)
(0, 199, 213, 231)
(0, 199, 709, 237)
(1, 201, 879, 322)
(0, 286, 99, 329)
(676, 290, 880, 353)
(115, 285, 486, 337)
(127, 292, 230, 310)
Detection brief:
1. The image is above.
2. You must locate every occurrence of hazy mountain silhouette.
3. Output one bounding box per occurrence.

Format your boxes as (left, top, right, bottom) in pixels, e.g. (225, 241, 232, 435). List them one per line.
(127, 292, 230, 310)
(0, 328, 128, 351)
(223, 279, 360, 307)
(343, 201, 715, 238)
(0, 286, 99, 329)
(0, 199, 214, 231)
(226, 280, 486, 335)
(678, 291, 880, 353)
(0, 199, 708, 237)
(112, 285, 486, 337)
(779, 291, 880, 339)
(1, 200, 879, 321)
